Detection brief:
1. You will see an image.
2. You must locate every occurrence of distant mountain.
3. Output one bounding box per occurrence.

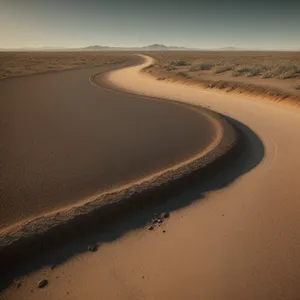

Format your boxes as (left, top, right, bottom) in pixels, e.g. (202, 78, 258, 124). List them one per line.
(79, 44, 188, 51)
(82, 45, 111, 51)
(141, 44, 187, 50)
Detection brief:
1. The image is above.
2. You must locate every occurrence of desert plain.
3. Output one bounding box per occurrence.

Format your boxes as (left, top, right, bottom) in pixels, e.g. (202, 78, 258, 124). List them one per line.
(1, 50, 300, 300)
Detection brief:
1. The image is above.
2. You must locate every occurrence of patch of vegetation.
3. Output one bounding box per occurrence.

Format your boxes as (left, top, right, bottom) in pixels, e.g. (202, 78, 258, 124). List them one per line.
(189, 62, 215, 71)
(170, 60, 190, 66)
(231, 70, 241, 77)
(234, 65, 262, 77)
(213, 65, 233, 74)
(216, 81, 227, 89)
(163, 65, 177, 71)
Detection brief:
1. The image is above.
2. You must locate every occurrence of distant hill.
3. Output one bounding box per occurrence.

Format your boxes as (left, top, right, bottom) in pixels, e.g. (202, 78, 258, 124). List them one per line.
(82, 45, 111, 51)
(79, 44, 188, 51)
(141, 44, 187, 50)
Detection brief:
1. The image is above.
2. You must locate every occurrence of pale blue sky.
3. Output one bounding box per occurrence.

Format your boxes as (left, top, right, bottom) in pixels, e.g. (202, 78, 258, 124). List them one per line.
(1, 0, 299, 49)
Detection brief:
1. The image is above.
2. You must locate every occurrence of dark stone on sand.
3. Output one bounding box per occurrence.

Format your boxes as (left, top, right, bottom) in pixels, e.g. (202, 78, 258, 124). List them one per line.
(152, 219, 158, 224)
(158, 219, 163, 224)
(162, 212, 170, 219)
(37, 279, 48, 289)
(88, 244, 98, 252)
(148, 226, 154, 231)
(163, 230, 166, 233)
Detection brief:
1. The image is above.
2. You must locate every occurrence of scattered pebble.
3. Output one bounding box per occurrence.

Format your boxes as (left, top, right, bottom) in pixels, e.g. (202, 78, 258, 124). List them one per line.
(163, 230, 166, 233)
(148, 226, 154, 231)
(37, 279, 48, 289)
(158, 219, 163, 224)
(88, 244, 98, 252)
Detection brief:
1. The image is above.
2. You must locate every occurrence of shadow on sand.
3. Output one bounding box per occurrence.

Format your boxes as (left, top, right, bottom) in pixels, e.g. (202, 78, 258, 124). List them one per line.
(0, 117, 264, 291)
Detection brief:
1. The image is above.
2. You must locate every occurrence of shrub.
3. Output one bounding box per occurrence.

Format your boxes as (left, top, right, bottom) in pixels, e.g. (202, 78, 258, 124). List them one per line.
(189, 62, 215, 71)
(216, 81, 227, 89)
(232, 70, 240, 77)
(170, 60, 190, 66)
(213, 65, 232, 74)
(234, 65, 262, 77)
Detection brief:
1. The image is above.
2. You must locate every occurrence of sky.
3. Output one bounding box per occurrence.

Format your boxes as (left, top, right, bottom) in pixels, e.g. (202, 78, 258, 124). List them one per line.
(0, 0, 299, 50)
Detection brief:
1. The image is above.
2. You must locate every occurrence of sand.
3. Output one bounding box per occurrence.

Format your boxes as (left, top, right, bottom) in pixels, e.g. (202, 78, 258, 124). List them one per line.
(2, 54, 300, 300)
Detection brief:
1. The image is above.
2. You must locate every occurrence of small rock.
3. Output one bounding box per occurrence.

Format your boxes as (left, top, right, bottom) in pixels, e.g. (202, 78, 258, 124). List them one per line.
(163, 230, 166, 233)
(88, 244, 98, 252)
(37, 279, 48, 289)
(158, 219, 163, 224)
(17, 282, 22, 288)
(222, 214, 224, 217)
(148, 226, 154, 231)
(152, 219, 158, 224)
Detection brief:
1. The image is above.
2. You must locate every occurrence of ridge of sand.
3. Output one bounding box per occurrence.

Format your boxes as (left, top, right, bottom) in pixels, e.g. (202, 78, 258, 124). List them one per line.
(0, 59, 238, 270)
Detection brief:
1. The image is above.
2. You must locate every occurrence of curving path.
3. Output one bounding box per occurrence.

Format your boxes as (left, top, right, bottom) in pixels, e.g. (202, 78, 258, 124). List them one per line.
(3, 55, 300, 300)
(0, 56, 219, 229)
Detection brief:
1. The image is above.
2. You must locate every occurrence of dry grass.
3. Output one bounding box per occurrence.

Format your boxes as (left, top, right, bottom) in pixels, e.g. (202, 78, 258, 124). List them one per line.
(143, 51, 300, 102)
(0, 51, 126, 80)
(147, 51, 300, 79)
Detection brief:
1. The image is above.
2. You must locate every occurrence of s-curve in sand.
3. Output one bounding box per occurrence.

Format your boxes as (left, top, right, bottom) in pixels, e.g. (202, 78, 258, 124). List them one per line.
(3, 55, 300, 300)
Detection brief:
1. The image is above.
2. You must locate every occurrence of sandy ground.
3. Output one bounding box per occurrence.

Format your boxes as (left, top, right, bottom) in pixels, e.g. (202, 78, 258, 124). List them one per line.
(0, 51, 126, 80)
(2, 55, 300, 300)
(0, 57, 218, 229)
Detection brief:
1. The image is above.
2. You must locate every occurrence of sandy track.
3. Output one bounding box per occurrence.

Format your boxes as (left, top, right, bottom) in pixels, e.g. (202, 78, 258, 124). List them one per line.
(3, 55, 300, 300)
